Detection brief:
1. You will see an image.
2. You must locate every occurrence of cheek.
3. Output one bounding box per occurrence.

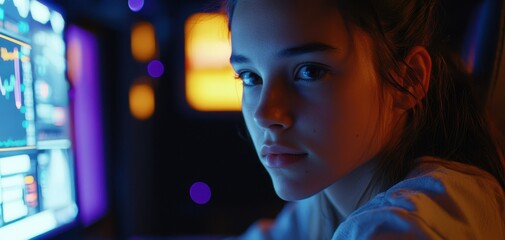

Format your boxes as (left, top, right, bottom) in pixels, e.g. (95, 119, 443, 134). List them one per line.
(242, 104, 255, 131)
(307, 76, 383, 165)
(241, 92, 261, 139)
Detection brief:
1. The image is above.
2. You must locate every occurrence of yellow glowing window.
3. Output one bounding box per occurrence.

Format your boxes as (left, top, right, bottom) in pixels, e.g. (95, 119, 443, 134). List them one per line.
(185, 13, 242, 112)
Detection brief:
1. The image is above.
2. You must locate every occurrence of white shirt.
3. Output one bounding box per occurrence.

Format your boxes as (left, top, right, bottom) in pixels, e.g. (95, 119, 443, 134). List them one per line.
(231, 157, 505, 239)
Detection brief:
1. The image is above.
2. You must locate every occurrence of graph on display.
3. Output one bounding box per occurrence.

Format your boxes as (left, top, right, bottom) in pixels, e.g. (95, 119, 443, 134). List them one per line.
(0, 47, 22, 109)
(0, 34, 35, 150)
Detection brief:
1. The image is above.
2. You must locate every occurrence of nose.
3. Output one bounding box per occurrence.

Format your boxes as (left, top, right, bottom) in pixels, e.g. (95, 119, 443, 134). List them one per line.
(253, 79, 294, 131)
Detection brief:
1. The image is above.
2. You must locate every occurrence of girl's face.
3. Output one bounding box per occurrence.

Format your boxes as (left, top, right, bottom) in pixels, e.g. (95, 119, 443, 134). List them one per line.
(230, 0, 402, 200)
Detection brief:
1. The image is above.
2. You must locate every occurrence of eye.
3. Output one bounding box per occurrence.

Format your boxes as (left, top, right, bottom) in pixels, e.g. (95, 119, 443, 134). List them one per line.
(235, 71, 262, 86)
(295, 64, 329, 81)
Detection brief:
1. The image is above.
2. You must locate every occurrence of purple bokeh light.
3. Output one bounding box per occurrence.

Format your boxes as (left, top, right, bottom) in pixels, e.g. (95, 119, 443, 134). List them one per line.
(67, 25, 107, 227)
(147, 60, 164, 78)
(190, 182, 211, 205)
(128, 0, 144, 12)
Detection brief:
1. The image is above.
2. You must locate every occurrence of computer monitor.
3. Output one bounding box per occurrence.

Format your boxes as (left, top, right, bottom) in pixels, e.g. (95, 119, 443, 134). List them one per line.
(0, 0, 77, 239)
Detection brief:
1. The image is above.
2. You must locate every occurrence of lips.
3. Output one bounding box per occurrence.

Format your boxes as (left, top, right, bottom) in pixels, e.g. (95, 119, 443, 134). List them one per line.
(260, 145, 307, 168)
(260, 145, 306, 156)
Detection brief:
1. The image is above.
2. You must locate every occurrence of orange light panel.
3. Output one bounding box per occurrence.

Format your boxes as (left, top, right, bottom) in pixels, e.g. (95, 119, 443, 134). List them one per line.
(67, 34, 82, 85)
(129, 78, 155, 120)
(185, 13, 242, 112)
(131, 22, 156, 62)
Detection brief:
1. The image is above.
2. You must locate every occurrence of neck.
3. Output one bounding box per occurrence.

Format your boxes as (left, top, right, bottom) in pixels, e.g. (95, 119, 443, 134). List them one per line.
(323, 158, 376, 220)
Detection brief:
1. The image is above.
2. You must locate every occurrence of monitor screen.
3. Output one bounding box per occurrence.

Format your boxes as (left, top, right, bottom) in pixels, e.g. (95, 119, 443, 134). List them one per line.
(0, 0, 77, 239)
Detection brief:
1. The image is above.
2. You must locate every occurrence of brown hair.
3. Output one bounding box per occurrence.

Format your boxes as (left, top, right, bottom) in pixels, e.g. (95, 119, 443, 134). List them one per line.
(225, 0, 505, 194)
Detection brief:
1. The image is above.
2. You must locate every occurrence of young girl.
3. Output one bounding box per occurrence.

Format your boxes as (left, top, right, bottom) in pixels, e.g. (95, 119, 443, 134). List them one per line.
(225, 0, 505, 239)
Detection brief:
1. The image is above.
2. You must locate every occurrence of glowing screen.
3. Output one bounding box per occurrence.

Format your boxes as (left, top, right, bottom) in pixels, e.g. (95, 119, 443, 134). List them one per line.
(0, 34, 34, 149)
(0, 0, 77, 239)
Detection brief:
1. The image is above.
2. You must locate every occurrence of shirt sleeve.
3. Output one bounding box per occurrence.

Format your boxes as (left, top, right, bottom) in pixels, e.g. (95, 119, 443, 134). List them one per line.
(332, 206, 443, 240)
(333, 157, 505, 240)
(226, 195, 318, 240)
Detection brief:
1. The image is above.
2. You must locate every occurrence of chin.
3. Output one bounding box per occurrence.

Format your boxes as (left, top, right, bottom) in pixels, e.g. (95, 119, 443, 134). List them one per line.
(272, 178, 319, 201)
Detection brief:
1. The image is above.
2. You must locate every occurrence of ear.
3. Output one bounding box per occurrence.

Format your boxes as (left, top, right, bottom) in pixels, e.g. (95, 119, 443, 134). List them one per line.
(392, 46, 432, 110)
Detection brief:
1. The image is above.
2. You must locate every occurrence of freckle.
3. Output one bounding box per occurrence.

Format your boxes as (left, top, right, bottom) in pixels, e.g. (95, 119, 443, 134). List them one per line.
(305, 170, 309, 174)
(312, 129, 317, 133)
(356, 134, 360, 138)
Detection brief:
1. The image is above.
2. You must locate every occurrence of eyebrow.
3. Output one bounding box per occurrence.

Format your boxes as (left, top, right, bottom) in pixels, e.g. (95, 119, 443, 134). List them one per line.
(230, 42, 339, 64)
